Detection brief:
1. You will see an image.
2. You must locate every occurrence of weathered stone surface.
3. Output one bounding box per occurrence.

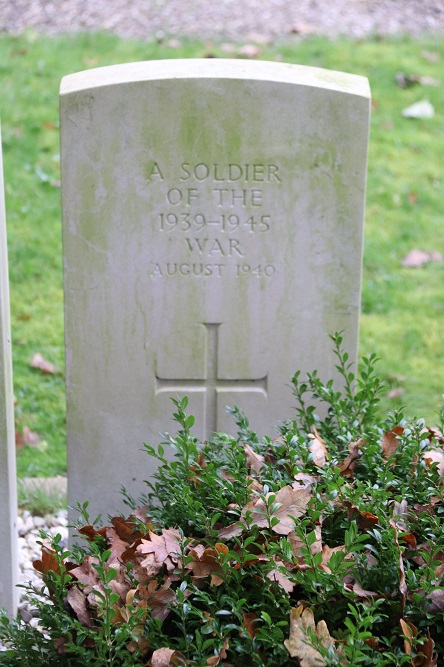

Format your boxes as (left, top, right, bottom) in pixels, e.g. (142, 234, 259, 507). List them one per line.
(60, 59, 370, 519)
(0, 131, 18, 614)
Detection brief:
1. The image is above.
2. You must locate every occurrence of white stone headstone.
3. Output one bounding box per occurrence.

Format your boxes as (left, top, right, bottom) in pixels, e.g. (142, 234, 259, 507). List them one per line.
(0, 129, 18, 615)
(60, 60, 370, 520)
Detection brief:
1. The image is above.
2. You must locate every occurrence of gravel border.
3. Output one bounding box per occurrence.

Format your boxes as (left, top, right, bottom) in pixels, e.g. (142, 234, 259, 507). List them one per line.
(0, 0, 444, 42)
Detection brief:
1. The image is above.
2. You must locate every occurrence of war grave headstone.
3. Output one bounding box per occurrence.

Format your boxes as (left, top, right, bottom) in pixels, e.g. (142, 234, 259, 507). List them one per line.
(60, 59, 370, 521)
(0, 131, 18, 615)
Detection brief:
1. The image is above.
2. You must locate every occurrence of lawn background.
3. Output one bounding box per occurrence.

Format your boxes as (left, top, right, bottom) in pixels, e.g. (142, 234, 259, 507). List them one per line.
(1, 31, 443, 478)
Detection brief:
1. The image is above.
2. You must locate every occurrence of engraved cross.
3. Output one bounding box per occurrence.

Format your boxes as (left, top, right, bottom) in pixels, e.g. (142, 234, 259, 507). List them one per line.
(155, 323, 268, 436)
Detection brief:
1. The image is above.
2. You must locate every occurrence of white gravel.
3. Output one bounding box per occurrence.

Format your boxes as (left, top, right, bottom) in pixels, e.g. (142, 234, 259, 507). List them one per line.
(0, 0, 443, 41)
(16, 509, 68, 610)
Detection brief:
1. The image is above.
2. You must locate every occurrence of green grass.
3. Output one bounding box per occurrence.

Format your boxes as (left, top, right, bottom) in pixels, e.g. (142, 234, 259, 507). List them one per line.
(1, 31, 443, 477)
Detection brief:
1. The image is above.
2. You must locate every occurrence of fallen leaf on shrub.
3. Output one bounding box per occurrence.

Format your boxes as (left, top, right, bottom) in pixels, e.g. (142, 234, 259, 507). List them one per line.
(54, 635, 70, 655)
(424, 427, 444, 444)
(400, 618, 417, 656)
(344, 501, 379, 530)
(423, 449, 444, 476)
(243, 612, 258, 638)
(33, 544, 62, 576)
(308, 431, 327, 467)
(401, 620, 438, 666)
(284, 606, 339, 665)
(350, 582, 379, 598)
(244, 443, 266, 473)
(205, 637, 229, 665)
(425, 589, 444, 614)
(219, 485, 311, 539)
(337, 439, 362, 478)
(289, 526, 322, 561)
(267, 563, 295, 593)
(66, 586, 94, 628)
(187, 544, 225, 586)
(150, 647, 187, 666)
(15, 426, 41, 448)
(245, 485, 311, 535)
(137, 580, 180, 622)
(390, 519, 407, 613)
(382, 425, 404, 459)
(137, 529, 182, 575)
(319, 544, 349, 573)
(30, 352, 61, 375)
(293, 472, 318, 488)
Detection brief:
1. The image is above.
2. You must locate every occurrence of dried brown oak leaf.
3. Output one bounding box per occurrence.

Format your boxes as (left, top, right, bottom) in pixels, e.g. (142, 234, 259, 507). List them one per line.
(136, 580, 180, 622)
(288, 526, 322, 563)
(219, 485, 311, 539)
(149, 647, 188, 666)
(337, 439, 362, 478)
(343, 501, 379, 530)
(400, 619, 438, 666)
(205, 637, 229, 666)
(284, 605, 341, 666)
(187, 543, 227, 586)
(423, 449, 444, 477)
(244, 443, 266, 474)
(425, 589, 444, 614)
(66, 586, 94, 628)
(137, 529, 182, 576)
(308, 429, 328, 467)
(33, 544, 62, 577)
(15, 426, 41, 448)
(267, 562, 295, 593)
(382, 426, 404, 459)
(390, 519, 408, 614)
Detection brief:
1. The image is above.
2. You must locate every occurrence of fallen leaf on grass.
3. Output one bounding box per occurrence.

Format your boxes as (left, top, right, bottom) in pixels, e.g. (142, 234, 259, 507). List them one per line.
(422, 50, 439, 62)
(388, 387, 405, 400)
(238, 44, 261, 58)
(15, 426, 41, 448)
(284, 606, 340, 666)
(402, 101, 435, 119)
(30, 352, 61, 375)
(395, 72, 442, 89)
(402, 249, 443, 267)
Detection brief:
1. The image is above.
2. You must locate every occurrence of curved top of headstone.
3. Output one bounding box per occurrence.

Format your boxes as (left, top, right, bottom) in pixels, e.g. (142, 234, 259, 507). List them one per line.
(60, 59, 370, 98)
